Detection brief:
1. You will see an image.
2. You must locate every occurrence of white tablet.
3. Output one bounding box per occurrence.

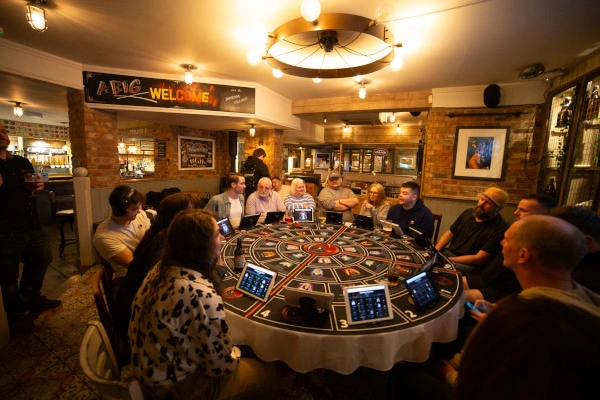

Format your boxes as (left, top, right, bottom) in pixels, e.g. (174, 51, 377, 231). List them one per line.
(293, 208, 313, 222)
(282, 287, 334, 311)
(391, 223, 404, 237)
(235, 263, 277, 302)
(343, 284, 394, 325)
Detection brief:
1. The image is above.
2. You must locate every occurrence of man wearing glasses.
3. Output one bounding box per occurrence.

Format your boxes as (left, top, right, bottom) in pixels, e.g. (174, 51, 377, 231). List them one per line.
(245, 177, 285, 224)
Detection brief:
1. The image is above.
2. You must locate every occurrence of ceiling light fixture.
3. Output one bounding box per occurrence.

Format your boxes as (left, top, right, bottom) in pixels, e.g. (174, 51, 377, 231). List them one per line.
(323, 115, 327, 125)
(183, 65, 195, 85)
(518, 63, 568, 79)
(389, 113, 396, 123)
(301, 0, 321, 22)
(249, 124, 256, 137)
(358, 83, 367, 99)
(250, 12, 402, 80)
(13, 102, 24, 117)
(343, 124, 349, 133)
(396, 124, 401, 134)
(312, 77, 323, 83)
(25, 0, 48, 32)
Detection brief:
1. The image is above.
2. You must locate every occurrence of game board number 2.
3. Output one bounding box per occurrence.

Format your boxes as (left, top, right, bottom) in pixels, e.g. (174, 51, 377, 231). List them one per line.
(260, 310, 271, 318)
(404, 310, 416, 318)
(340, 319, 348, 328)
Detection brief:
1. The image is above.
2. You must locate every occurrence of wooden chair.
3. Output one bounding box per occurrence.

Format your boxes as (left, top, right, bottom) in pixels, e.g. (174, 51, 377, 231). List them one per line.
(305, 182, 316, 200)
(49, 190, 77, 256)
(432, 214, 443, 245)
(92, 265, 130, 367)
(80, 320, 145, 400)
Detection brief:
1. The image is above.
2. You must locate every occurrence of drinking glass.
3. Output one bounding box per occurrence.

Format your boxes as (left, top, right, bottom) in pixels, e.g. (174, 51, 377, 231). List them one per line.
(388, 264, 401, 287)
(23, 172, 38, 194)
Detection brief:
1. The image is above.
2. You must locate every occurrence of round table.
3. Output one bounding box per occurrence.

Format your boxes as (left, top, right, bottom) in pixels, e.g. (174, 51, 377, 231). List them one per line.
(220, 222, 464, 374)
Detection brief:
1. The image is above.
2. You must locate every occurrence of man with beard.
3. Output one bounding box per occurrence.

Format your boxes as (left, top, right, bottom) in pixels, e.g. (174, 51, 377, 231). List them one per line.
(435, 187, 508, 276)
(245, 177, 285, 224)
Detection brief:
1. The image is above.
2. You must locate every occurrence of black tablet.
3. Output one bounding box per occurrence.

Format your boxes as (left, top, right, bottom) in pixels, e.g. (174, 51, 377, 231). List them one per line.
(238, 213, 261, 230)
(343, 284, 393, 325)
(404, 271, 440, 308)
(293, 208, 313, 222)
(353, 214, 374, 230)
(235, 263, 277, 302)
(217, 218, 235, 238)
(264, 211, 285, 224)
(282, 287, 334, 311)
(325, 211, 343, 225)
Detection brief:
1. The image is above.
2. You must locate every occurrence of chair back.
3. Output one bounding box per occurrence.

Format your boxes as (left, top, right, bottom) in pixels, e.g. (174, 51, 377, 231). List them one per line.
(80, 320, 145, 400)
(432, 214, 443, 245)
(305, 182, 316, 200)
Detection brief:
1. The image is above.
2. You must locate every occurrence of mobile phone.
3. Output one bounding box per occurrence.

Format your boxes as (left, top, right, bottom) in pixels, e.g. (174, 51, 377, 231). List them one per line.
(465, 300, 481, 313)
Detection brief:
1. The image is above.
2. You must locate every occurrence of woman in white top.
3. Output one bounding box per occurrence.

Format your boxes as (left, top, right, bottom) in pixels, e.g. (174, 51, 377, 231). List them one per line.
(284, 178, 316, 215)
(359, 183, 390, 228)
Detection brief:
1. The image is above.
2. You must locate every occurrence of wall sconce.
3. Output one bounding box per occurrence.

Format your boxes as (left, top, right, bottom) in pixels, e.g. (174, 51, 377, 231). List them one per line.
(249, 124, 256, 137)
(389, 113, 396, 123)
(396, 124, 401, 134)
(13, 102, 24, 117)
(323, 115, 327, 125)
(26, 1, 48, 32)
(343, 124, 349, 133)
(183, 65, 195, 85)
(358, 83, 367, 99)
(118, 135, 125, 150)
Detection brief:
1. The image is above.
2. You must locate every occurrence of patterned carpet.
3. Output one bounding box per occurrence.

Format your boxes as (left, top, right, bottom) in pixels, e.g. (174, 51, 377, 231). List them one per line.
(0, 221, 391, 399)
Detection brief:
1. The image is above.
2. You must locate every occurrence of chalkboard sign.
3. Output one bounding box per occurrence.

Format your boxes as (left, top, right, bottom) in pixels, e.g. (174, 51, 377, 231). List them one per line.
(178, 136, 214, 170)
(156, 140, 168, 160)
(84, 71, 255, 114)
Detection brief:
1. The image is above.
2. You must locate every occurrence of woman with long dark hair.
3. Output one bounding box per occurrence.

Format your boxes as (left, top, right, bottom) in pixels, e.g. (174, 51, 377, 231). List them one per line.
(129, 209, 291, 399)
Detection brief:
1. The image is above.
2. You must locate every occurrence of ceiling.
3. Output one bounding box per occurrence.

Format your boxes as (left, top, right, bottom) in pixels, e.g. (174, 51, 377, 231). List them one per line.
(0, 0, 599, 139)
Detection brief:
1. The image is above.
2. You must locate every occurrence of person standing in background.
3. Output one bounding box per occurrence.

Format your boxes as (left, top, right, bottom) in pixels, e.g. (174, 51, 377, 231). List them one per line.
(0, 128, 61, 335)
(242, 148, 270, 199)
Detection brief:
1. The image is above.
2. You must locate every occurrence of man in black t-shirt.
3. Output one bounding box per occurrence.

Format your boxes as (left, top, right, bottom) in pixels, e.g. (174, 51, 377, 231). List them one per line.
(435, 187, 509, 276)
(0, 128, 61, 334)
(242, 148, 270, 198)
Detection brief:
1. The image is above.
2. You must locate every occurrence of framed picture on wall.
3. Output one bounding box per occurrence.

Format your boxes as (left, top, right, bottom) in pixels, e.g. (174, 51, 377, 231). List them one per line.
(452, 127, 509, 181)
(178, 136, 215, 170)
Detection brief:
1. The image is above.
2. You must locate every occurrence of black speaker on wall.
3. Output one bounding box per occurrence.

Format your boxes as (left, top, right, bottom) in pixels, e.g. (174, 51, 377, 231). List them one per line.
(483, 84, 501, 108)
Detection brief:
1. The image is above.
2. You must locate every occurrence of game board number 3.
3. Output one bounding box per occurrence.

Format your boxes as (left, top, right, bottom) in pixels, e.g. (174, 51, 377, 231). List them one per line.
(260, 310, 271, 318)
(340, 319, 348, 328)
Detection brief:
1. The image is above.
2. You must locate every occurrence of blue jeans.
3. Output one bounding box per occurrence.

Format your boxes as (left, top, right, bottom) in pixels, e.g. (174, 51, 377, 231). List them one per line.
(0, 227, 52, 316)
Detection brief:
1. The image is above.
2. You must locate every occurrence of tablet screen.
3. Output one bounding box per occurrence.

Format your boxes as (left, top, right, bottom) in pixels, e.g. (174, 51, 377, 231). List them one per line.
(343, 284, 393, 325)
(217, 218, 234, 237)
(293, 208, 313, 222)
(235, 263, 277, 302)
(404, 271, 440, 308)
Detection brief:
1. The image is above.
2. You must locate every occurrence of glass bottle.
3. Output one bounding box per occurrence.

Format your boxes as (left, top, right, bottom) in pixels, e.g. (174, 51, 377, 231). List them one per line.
(234, 238, 246, 271)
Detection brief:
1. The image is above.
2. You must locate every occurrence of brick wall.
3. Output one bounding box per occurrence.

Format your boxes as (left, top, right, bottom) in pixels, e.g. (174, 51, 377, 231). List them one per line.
(67, 89, 232, 188)
(423, 105, 545, 204)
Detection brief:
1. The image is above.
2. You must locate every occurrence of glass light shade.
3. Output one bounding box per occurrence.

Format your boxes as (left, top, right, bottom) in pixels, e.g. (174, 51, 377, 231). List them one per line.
(390, 55, 404, 71)
(25, 4, 48, 32)
(389, 114, 396, 123)
(301, 0, 321, 22)
(358, 85, 367, 99)
(343, 125, 349, 133)
(184, 69, 193, 84)
(375, 4, 394, 24)
(247, 51, 262, 66)
(353, 75, 364, 83)
(272, 68, 284, 78)
(249, 125, 256, 137)
(13, 105, 23, 117)
(312, 77, 322, 83)
(396, 125, 401, 133)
